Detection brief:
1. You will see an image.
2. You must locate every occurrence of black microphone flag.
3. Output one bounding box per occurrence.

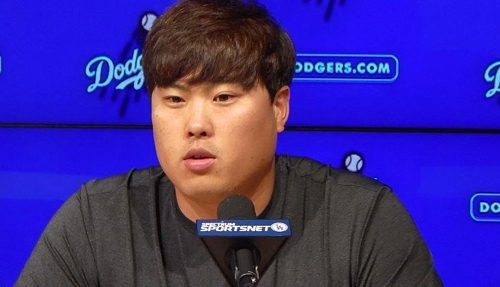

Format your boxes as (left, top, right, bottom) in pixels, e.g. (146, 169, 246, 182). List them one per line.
(197, 195, 291, 287)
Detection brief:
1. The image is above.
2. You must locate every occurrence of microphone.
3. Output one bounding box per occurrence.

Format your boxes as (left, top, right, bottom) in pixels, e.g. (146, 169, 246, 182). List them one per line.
(217, 194, 256, 220)
(197, 195, 291, 287)
(218, 195, 259, 287)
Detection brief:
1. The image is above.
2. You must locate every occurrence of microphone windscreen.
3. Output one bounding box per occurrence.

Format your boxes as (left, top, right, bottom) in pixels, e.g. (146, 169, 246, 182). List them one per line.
(217, 194, 257, 220)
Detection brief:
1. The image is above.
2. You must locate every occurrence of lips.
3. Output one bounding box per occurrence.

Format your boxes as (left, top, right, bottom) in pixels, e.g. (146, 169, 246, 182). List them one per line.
(183, 148, 216, 172)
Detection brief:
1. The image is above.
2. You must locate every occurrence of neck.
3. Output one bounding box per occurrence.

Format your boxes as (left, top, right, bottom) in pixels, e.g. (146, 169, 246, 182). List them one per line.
(175, 162, 276, 222)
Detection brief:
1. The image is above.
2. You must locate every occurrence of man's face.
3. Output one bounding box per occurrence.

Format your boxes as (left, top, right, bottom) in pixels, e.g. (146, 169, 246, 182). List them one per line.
(151, 80, 289, 205)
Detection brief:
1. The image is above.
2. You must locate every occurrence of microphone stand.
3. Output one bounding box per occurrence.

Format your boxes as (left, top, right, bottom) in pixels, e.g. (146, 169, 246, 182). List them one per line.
(231, 248, 259, 287)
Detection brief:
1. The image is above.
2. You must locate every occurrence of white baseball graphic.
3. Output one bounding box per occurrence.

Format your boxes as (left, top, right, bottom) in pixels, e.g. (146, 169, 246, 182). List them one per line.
(141, 13, 157, 31)
(344, 153, 364, 172)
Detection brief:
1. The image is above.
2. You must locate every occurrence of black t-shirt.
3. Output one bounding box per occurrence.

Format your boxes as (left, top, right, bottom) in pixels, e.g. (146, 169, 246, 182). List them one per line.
(16, 155, 443, 286)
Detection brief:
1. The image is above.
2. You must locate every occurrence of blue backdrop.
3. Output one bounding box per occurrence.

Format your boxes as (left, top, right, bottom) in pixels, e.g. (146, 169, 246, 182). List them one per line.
(1, 0, 499, 286)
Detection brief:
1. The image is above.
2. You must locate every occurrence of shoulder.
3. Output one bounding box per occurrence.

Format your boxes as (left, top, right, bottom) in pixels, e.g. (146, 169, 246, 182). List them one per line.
(275, 156, 442, 285)
(275, 155, 394, 231)
(82, 166, 165, 196)
(275, 154, 400, 230)
(46, 166, 166, 228)
(74, 166, 170, 226)
(277, 154, 386, 195)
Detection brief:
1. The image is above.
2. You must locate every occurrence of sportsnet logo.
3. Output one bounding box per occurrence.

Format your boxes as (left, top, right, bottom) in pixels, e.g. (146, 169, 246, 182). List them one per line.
(197, 220, 291, 237)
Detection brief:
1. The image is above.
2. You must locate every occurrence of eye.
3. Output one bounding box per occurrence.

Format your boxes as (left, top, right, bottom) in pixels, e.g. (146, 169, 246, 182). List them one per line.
(165, 96, 185, 103)
(214, 94, 233, 102)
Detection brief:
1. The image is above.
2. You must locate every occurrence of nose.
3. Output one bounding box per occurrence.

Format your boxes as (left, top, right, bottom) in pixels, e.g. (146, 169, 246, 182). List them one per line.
(186, 101, 213, 138)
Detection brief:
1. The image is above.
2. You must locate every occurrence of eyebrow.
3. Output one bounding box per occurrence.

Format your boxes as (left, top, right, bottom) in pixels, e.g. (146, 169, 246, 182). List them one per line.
(167, 82, 189, 91)
(166, 82, 223, 92)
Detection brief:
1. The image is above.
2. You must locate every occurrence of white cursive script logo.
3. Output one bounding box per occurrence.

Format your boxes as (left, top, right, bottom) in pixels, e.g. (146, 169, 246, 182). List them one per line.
(85, 48, 144, 93)
(484, 61, 500, 98)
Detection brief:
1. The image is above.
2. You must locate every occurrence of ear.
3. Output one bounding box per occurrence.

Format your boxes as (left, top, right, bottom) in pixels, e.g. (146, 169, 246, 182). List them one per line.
(273, 86, 290, 133)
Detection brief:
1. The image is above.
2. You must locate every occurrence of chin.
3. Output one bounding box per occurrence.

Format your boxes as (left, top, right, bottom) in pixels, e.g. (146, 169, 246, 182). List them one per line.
(179, 184, 234, 201)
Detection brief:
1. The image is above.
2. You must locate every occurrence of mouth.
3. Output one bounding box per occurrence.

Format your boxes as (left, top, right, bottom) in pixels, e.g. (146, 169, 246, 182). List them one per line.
(183, 148, 216, 172)
(184, 148, 216, 160)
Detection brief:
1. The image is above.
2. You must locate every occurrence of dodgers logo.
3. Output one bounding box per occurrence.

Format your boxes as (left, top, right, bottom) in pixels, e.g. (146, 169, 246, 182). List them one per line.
(484, 61, 500, 99)
(302, 0, 347, 21)
(84, 12, 157, 116)
(470, 193, 500, 222)
(270, 222, 289, 232)
(294, 54, 399, 83)
(86, 49, 143, 93)
(343, 152, 364, 173)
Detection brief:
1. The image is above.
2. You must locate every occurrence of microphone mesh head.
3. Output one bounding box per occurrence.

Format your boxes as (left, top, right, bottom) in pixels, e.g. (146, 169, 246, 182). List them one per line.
(217, 194, 257, 220)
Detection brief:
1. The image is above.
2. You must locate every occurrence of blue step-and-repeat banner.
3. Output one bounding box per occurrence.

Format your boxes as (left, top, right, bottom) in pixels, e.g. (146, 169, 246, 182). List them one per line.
(1, 0, 499, 286)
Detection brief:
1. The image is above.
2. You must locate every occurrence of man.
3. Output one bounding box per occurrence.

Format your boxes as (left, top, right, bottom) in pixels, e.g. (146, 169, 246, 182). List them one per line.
(17, 0, 442, 286)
